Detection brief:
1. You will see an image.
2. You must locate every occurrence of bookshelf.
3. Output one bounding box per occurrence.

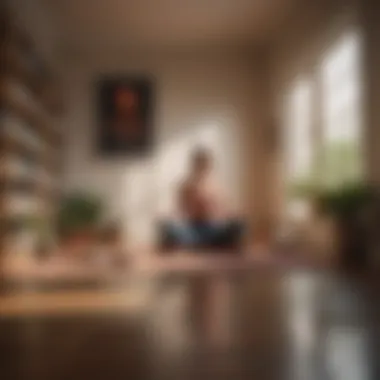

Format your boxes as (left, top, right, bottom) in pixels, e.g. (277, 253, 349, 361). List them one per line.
(0, 3, 63, 260)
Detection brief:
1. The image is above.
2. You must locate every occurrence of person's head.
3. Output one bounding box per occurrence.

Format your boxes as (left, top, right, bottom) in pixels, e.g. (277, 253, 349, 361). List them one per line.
(190, 146, 214, 175)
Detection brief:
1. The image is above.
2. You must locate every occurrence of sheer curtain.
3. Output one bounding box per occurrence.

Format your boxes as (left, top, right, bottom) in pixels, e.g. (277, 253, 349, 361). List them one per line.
(320, 30, 363, 187)
(284, 76, 314, 220)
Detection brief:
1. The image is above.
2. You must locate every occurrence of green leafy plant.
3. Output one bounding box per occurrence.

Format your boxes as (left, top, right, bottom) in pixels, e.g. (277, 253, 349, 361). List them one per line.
(57, 192, 103, 236)
(316, 182, 377, 220)
(314, 182, 378, 269)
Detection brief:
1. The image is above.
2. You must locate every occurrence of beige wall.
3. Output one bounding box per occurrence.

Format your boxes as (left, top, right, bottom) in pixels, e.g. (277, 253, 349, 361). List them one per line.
(9, 0, 59, 68)
(61, 50, 271, 246)
(272, 0, 358, 87)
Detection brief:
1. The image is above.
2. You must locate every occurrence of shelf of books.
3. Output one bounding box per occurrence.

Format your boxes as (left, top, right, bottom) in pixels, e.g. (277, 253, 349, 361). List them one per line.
(1, 4, 63, 260)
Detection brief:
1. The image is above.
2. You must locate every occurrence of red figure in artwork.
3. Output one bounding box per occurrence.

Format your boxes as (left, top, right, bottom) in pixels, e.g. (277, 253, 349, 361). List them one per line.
(111, 87, 141, 142)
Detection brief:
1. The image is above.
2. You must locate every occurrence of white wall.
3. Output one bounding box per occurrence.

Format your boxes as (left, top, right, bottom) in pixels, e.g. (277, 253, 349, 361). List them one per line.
(61, 50, 269, 246)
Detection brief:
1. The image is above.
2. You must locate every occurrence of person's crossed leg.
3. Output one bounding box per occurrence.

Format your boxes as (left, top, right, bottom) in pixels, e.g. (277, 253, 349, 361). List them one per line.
(159, 219, 244, 251)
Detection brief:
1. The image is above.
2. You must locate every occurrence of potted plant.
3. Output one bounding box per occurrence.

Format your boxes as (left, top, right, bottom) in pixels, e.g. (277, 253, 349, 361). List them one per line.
(57, 192, 103, 247)
(315, 182, 377, 270)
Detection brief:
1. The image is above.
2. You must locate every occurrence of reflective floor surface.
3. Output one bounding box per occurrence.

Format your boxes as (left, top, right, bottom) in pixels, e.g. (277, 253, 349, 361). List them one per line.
(0, 268, 379, 380)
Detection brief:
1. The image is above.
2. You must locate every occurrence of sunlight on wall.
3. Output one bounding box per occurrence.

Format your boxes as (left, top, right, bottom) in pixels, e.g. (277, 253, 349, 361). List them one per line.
(155, 133, 194, 216)
(120, 161, 155, 245)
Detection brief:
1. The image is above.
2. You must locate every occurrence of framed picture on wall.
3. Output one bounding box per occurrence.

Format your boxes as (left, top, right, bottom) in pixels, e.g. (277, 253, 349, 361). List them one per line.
(96, 76, 154, 156)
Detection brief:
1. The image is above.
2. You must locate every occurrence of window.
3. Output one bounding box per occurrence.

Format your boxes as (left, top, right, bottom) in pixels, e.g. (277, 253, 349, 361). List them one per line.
(285, 77, 314, 182)
(320, 30, 363, 187)
(284, 28, 363, 219)
(284, 76, 314, 219)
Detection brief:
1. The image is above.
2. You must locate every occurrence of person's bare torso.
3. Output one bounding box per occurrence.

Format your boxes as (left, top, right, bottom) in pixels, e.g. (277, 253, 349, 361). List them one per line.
(178, 176, 221, 222)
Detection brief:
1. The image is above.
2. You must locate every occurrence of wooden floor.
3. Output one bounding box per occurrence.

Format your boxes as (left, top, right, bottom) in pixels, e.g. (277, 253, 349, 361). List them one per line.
(0, 268, 379, 380)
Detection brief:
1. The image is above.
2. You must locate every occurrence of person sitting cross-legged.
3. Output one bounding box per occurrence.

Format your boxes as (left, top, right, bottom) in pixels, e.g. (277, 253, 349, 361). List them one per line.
(158, 146, 245, 254)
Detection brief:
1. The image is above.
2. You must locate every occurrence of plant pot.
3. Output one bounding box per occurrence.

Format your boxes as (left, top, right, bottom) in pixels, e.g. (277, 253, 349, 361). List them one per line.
(61, 227, 96, 250)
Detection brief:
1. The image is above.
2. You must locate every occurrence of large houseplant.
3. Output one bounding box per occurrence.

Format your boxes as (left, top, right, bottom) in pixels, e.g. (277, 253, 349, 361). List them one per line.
(57, 192, 103, 244)
(315, 182, 377, 269)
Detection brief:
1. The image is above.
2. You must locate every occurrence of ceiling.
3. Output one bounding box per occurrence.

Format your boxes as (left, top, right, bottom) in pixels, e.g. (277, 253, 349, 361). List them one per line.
(43, 0, 300, 53)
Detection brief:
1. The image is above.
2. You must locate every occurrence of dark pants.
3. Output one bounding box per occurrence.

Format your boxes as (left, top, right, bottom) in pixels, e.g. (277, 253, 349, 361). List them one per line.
(159, 219, 245, 251)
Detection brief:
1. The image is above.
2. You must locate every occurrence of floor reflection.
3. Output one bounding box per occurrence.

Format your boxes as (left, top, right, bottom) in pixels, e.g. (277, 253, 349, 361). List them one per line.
(325, 327, 370, 380)
(0, 269, 378, 380)
(284, 273, 320, 380)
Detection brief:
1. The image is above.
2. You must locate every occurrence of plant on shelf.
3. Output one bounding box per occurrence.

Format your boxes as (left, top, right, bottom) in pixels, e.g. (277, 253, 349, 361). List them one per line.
(57, 192, 103, 243)
(316, 182, 375, 220)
